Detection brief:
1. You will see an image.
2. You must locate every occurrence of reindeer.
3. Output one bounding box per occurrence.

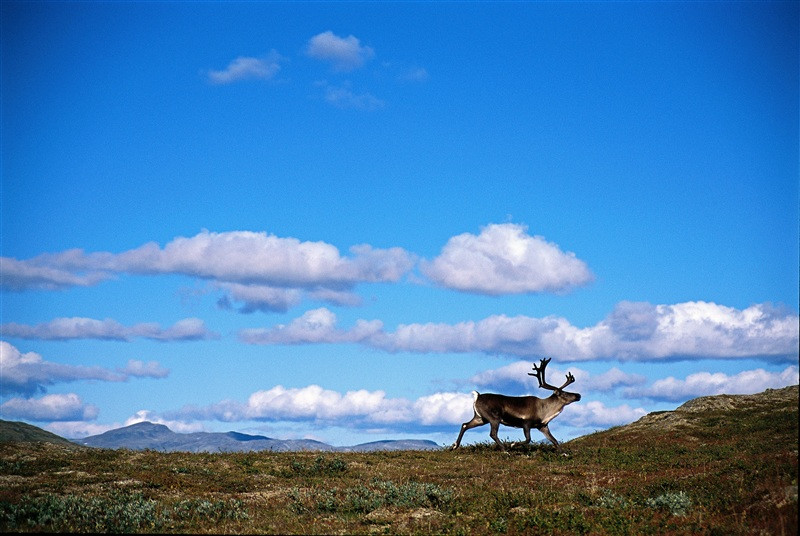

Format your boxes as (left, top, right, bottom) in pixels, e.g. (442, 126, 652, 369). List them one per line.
(452, 358, 581, 452)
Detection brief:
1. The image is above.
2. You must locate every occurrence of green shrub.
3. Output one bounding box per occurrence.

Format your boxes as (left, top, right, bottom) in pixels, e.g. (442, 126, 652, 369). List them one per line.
(287, 479, 454, 515)
(0, 491, 160, 533)
(646, 491, 692, 516)
(287, 454, 348, 477)
(0, 491, 249, 533)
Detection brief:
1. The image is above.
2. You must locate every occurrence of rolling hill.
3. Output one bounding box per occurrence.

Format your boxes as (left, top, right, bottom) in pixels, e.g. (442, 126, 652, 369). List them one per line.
(0, 385, 796, 534)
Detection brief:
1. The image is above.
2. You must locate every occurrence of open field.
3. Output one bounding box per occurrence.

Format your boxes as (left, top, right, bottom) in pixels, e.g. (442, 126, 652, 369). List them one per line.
(1, 386, 797, 534)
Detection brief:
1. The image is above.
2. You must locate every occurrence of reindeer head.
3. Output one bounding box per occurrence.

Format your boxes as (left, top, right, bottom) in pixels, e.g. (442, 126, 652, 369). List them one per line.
(529, 358, 582, 404)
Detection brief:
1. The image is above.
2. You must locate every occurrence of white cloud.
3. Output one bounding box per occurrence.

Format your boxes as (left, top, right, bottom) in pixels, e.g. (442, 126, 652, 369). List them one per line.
(0, 317, 215, 342)
(468, 361, 643, 395)
(207, 52, 283, 84)
(421, 223, 593, 295)
(120, 360, 170, 379)
(306, 31, 374, 72)
(216, 283, 362, 314)
(413, 392, 474, 425)
(217, 283, 303, 313)
(161, 383, 649, 435)
(0, 341, 169, 395)
(0, 393, 99, 421)
(587, 367, 648, 392)
(0, 256, 111, 291)
(240, 301, 798, 362)
(1, 231, 416, 293)
(561, 401, 647, 428)
(470, 360, 586, 393)
(245, 385, 405, 421)
(125, 410, 205, 434)
(1, 341, 125, 395)
(627, 366, 799, 401)
(323, 83, 384, 110)
(44, 421, 117, 439)
(239, 307, 383, 345)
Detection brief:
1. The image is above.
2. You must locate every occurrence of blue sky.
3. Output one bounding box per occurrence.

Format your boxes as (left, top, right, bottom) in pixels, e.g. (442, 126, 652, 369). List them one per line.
(1, 1, 798, 447)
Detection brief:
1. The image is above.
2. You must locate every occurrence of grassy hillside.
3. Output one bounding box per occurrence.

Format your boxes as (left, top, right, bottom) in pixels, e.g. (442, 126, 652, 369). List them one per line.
(1, 386, 797, 534)
(0, 420, 78, 447)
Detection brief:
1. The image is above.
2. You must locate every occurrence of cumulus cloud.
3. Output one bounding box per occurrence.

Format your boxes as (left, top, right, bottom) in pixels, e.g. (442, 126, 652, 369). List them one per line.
(170, 384, 412, 426)
(1, 231, 416, 294)
(0, 256, 112, 291)
(239, 301, 799, 362)
(44, 421, 117, 439)
(588, 367, 648, 392)
(421, 223, 593, 295)
(306, 31, 375, 72)
(0, 317, 215, 342)
(627, 366, 799, 401)
(163, 383, 649, 434)
(413, 392, 474, 426)
(0, 341, 169, 395)
(124, 410, 206, 434)
(216, 283, 361, 314)
(207, 51, 283, 84)
(561, 400, 647, 428)
(239, 307, 383, 345)
(0, 393, 99, 422)
(468, 361, 644, 395)
(217, 283, 303, 313)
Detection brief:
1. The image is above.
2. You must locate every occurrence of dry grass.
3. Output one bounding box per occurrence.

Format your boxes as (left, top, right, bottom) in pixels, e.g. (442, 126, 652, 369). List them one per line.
(1, 386, 797, 534)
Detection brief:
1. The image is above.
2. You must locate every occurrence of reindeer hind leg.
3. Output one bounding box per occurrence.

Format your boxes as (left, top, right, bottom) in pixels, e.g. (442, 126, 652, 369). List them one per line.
(452, 414, 486, 450)
(488, 419, 505, 450)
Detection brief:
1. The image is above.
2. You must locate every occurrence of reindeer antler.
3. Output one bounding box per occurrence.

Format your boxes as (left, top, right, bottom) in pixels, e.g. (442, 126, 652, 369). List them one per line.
(528, 358, 575, 391)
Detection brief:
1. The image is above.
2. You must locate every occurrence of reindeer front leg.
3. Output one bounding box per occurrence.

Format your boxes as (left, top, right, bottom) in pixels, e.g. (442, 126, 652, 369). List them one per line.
(538, 424, 564, 453)
(511, 425, 532, 448)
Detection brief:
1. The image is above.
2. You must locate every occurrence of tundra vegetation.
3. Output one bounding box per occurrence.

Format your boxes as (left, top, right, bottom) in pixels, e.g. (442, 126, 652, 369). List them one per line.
(0, 386, 797, 535)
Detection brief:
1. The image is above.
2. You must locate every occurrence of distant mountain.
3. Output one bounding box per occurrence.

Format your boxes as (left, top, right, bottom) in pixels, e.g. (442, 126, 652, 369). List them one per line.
(0, 419, 79, 447)
(77, 421, 440, 453)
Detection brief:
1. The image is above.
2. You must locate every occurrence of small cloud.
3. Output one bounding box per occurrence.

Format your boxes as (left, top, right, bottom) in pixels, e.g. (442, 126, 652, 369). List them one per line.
(1, 230, 416, 293)
(398, 66, 429, 82)
(239, 307, 383, 345)
(120, 360, 170, 379)
(0, 255, 111, 291)
(562, 400, 647, 428)
(0, 317, 217, 342)
(44, 421, 117, 439)
(420, 223, 594, 295)
(207, 51, 284, 84)
(306, 31, 374, 72)
(588, 367, 647, 392)
(627, 366, 800, 402)
(323, 82, 384, 110)
(124, 410, 205, 434)
(0, 341, 170, 395)
(0, 393, 99, 422)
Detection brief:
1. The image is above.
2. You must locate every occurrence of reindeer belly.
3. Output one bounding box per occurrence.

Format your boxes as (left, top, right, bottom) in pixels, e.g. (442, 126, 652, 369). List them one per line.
(499, 410, 541, 428)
